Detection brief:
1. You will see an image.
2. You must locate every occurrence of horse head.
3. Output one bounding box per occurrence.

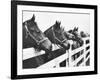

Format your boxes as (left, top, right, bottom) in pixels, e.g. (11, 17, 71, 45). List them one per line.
(68, 27, 83, 46)
(44, 21, 70, 50)
(23, 14, 52, 53)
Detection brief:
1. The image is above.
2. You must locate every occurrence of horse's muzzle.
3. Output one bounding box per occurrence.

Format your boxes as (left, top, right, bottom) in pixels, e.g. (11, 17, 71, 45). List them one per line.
(63, 42, 70, 50)
(40, 39, 52, 52)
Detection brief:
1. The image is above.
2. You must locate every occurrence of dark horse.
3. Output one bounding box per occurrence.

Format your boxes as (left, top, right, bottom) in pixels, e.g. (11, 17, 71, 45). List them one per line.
(44, 21, 70, 50)
(23, 14, 53, 64)
(80, 31, 90, 38)
(67, 27, 84, 50)
(63, 27, 84, 63)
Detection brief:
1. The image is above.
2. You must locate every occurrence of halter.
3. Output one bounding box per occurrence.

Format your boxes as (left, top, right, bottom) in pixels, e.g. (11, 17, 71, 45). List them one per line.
(24, 22, 48, 45)
(52, 27, 67, 45)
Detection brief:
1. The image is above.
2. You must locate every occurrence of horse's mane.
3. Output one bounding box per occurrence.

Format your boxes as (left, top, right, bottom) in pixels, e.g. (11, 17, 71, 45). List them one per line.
(44, 21, 65, 36)
(60, 26, 65, 32)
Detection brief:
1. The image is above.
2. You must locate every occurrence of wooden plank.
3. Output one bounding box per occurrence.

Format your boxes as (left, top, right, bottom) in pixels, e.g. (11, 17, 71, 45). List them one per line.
(38, 52, 68, 68)
(80, 56, 90, 66)
(23, 48, 45, 60)
(23, 48, 66, 69)
(23, 37, 90, 68)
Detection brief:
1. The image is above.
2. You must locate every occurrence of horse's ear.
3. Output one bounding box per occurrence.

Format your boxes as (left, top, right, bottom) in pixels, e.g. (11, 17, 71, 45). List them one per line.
(75, 27, 77, 30)
(56, 20, 57, 24)
(62, 27, 64, 30)
(73, 27, 76, 31)
(31, 14, 35, 21)
(75, 27, 78, 31)
(76, 27, 78, 31)
(54, 21, 57, 29)
(59, 21, 61, 25)
(68, 30, 72, 33)
(23, 22, 25, 26)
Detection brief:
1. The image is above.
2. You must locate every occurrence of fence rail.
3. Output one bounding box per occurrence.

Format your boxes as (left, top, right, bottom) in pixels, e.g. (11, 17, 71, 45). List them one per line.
(38, 37, 90, 68)
(23, 37, 90, 68)
(23, 48, 45, 60)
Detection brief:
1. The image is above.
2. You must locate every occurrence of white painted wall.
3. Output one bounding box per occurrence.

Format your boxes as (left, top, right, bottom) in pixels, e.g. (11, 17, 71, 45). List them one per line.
(0, 0, 99, 80)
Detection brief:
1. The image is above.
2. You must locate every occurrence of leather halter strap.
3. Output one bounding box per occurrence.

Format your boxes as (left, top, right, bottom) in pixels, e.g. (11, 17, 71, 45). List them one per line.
(24, 22, 48, 45)
(52, 27, 67, 44)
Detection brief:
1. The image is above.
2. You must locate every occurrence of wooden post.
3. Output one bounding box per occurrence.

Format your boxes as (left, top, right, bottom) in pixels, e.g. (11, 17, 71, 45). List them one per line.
(68, 45, 73, 67)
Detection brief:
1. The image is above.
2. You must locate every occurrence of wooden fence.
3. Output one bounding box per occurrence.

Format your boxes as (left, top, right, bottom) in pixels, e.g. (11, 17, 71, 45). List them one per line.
(38, 37, 90, 68)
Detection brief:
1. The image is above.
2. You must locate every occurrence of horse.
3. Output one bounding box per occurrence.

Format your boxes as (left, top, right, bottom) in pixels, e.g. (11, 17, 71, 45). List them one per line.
(67, 27, 84, 50)
(44, 21, 70, 50)
(63, 27, 84, 64)
(23, 14, 53, 65)
(80, 31, 90, 38)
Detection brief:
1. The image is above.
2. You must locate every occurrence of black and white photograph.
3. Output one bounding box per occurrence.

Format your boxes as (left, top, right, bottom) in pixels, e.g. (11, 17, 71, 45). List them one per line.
(22, 10, 90, 68)
(11, 1, 97, 79)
